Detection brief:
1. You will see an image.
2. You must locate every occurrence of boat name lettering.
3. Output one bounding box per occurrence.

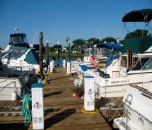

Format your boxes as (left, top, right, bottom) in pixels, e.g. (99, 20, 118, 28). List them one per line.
(121, 80, 128, 83)
(111, 81, 119, 83)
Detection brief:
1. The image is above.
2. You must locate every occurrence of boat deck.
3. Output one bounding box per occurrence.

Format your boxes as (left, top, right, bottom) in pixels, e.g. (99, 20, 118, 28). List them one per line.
(0, 67, 113, 130)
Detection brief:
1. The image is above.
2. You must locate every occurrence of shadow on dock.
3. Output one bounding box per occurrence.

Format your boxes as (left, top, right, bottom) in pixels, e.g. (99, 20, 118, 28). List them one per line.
(45, 109, 76, 129)
(44, 91, 63, 98)
(44, 107, 62, 116)
(48, 76, 70, 81)
(0, 123, 27, 130)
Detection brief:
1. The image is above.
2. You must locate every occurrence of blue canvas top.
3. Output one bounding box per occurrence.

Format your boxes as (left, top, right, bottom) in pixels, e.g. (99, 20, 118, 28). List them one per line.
(97, 43, 122, 50)
(79, 64, 88, 72)
(84, 76, 94, 78)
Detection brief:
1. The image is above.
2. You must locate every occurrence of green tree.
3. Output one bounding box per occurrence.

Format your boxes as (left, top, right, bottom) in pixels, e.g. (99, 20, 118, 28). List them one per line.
(72, 39, 85, 53)
(100, 37, 117, 43)
(86, 38, 100, 47)
(125, 29, 149, 39)
(50, 44, 62, 54)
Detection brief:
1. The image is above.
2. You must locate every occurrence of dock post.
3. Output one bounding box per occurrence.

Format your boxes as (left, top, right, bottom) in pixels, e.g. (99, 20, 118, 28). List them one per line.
(39, 32, 44, 80)
(67, 62, 70, 74)
(32, 83, 44, 130)
(46, 41, 49, 72)
(49, 61, 54, 72)
(84, 76, 95, 111)
(63, 59, 66, 67)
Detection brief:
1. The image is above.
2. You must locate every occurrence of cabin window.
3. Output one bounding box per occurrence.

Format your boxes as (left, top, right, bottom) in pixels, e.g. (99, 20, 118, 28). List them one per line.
(101, 48, 110, 57)
(132, 58, 149, 70)
(9, 34, 27, 44)
(133, 57, 138, 66)
(142, 58, 152, 70)
(121, 56, 127, 67)
(11, 36, 23, 44)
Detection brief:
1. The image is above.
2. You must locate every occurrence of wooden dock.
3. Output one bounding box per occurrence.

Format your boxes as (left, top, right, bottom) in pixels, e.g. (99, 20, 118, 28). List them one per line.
(0, 67, 113, 130)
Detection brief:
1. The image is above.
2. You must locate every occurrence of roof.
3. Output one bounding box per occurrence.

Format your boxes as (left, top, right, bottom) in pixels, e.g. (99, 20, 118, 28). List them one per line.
(10, 33, 26, 37)
(122, 9, 152, 22)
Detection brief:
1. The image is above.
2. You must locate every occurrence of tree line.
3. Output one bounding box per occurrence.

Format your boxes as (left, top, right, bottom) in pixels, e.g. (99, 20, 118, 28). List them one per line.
(47, 29, 151, 54)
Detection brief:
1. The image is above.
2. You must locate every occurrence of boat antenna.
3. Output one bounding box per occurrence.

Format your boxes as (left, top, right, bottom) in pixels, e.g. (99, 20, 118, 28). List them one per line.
(32, 30, 38, 44)
(98, 27, 101, 44)
(129, 3, 132, 12)
(15, 28, 19, 33)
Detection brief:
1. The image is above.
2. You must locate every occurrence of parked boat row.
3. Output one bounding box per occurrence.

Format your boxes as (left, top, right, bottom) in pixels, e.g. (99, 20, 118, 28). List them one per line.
(69, 8, 152, 130)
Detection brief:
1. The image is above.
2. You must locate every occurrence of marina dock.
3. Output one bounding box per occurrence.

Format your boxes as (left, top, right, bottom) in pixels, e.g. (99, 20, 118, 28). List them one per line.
(0, 67, 113, 130)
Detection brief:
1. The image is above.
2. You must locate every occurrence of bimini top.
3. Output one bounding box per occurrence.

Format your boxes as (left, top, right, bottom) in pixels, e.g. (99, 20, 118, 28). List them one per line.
(122, 8, 152, 22)
(96, 42, 122, 50)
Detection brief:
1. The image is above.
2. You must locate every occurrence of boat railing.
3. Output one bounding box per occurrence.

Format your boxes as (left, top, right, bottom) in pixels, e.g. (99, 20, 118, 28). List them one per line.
(0, 76, 26, 99)
(0, 80, 17, 93)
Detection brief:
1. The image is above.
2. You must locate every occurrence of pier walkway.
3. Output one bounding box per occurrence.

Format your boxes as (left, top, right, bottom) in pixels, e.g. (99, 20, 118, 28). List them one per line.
(38, 67, 112, 130)
(0, 67, 113, 130)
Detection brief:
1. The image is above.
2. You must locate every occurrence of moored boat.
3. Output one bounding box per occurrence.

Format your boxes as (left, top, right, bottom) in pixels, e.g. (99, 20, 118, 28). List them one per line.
(0, 32, 40, 73)
(114, 84, 152, 130)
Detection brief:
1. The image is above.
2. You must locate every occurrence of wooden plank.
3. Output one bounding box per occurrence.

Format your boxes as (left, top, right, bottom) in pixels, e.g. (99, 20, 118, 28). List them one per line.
(0, 67, 112, 130)
(40, 67, 112, 130)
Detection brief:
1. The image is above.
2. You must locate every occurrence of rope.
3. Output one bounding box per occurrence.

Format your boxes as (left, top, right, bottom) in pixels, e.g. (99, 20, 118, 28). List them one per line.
(22, 93, 32, 127)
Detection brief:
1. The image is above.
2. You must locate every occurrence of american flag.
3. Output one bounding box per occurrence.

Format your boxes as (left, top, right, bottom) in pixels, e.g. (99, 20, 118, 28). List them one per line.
(89, 54, 96, 67)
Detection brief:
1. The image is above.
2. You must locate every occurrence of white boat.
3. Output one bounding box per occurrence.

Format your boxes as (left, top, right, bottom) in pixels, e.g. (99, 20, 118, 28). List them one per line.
(113, 9, 152, 130)
(114, 84, 152, 130)
(0, 33, 40, 73)
(94, 8, 152, 98)
(71, 42, 122, 74)
(0, 60, 34, 100)
(95, 50, 152, 97)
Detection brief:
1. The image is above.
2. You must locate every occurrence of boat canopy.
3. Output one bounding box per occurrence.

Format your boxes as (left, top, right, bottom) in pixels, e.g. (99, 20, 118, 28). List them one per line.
(9, 33, 29, 48)
(96, 43, 122, 50)
(122, 9, 152, 22)
(122, 9, 152, 54)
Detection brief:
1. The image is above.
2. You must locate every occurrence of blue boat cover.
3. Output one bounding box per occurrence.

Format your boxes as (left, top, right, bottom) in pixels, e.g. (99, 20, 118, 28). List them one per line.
(79, 65, 88, 72)
(105, 55, 116, 67)
(96, 43, 122, 50)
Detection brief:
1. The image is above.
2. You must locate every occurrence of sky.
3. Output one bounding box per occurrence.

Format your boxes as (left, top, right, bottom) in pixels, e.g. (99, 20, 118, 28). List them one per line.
(0, 0, 152, 48)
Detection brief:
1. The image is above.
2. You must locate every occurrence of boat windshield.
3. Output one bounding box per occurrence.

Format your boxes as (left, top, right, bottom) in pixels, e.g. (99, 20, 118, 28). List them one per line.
(84, 48, 97, 56)
(142, 58, 152, 70)
(131, 58, 150, 70)
(9, 33, 28, 44)
(84, 48, 94, 57)
(2, 46, 28, 59)
(97, 48, 111, 58)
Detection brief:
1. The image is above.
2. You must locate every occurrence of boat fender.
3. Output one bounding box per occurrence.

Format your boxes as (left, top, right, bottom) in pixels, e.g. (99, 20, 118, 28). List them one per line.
(99, 71, 104, 77)
(103, 74, 110, 78)
(97, 69, 104, 77)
